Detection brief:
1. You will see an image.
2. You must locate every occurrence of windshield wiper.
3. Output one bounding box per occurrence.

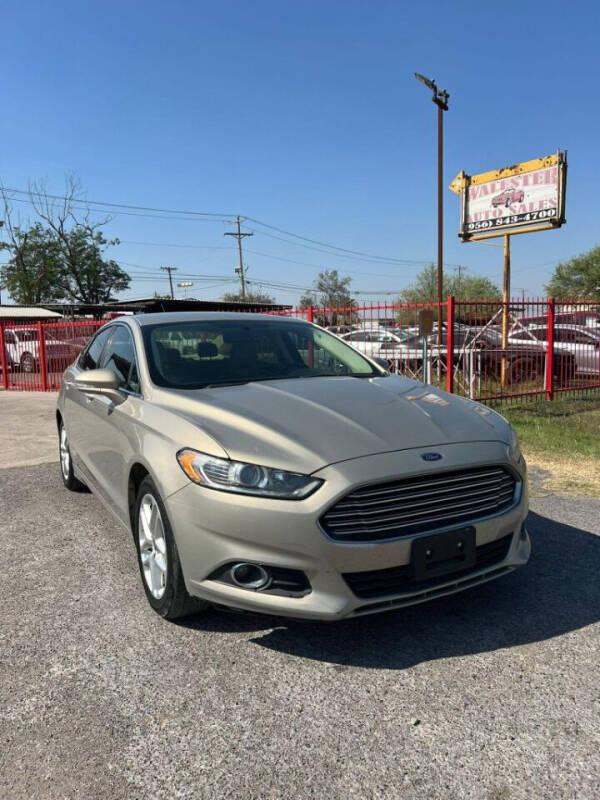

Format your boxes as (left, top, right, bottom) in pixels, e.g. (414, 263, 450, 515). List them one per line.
(201, 380, 249, 388)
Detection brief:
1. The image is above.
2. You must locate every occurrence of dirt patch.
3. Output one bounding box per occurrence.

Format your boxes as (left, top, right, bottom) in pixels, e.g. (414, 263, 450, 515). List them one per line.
(526, 451, 600, 498)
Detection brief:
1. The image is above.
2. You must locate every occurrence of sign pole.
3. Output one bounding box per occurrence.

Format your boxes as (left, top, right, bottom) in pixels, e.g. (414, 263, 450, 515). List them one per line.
(414, 74, 449, 384)
(436, 101, 444, 382)
(501, 233, 511, 388)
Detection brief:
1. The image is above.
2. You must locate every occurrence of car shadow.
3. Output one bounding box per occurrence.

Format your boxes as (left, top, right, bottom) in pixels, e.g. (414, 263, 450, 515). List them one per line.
(179, 511, 600, 670)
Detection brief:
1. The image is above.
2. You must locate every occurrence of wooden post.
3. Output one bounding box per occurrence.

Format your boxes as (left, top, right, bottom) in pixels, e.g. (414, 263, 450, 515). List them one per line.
(500, 234, 511, 387)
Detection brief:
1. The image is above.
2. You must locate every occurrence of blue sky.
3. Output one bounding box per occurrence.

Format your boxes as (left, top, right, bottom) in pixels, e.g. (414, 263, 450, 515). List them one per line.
(1, 0, 598, 303)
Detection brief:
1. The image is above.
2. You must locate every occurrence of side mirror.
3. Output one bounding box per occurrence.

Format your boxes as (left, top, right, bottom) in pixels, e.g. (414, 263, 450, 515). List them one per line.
(74, 368, 126, 405)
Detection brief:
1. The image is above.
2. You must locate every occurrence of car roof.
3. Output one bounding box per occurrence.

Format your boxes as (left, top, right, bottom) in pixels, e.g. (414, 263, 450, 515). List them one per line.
(125, 311, 308, 328)
(553, 323, 599, 333)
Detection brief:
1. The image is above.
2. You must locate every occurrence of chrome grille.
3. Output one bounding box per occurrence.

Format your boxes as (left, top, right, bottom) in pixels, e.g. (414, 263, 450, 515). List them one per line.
(321, 466, 518, 542)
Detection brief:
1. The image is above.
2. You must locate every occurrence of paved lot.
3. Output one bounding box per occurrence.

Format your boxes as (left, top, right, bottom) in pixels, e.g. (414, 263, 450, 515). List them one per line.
(1, 458, 598, 799)
(1, 392, 599, 798)
(0, 392, 59, 469)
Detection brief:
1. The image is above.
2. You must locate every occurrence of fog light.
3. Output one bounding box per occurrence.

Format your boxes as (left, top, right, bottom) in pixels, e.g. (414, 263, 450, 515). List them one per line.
(230, 562, 271, 590)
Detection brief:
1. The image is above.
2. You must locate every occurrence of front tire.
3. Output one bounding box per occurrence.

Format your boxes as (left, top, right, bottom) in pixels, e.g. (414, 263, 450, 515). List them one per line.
(58, 422, 86, 491)
(134, 475, 208, 620)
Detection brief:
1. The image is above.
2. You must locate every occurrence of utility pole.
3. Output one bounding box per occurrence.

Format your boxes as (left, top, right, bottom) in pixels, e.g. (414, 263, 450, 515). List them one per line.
(513, 287, 529, 303)
(160, 266, 178, 299)
(415, 73, 449, 378)
(224, 216, 253, 299)
(453, 265, 466, 294)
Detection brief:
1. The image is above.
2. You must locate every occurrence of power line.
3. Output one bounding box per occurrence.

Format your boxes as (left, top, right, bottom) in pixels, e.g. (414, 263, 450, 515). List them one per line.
(120, 240, 231, 250)
(0, 185, 235, 218)
(1, 184, 562, 276)
(2, 194, 230, 223)
(1, 185, 441, 266)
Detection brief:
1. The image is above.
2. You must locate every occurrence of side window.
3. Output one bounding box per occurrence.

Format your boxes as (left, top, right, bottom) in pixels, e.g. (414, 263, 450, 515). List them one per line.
(531, 328, 547, 341)
(79, 327, 113, 370)
(5, 331, 16, 345)
(100, 326, 140, 393)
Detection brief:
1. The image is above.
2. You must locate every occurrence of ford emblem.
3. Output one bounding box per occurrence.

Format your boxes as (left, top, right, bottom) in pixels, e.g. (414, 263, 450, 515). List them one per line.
(421, 452, 442, 462)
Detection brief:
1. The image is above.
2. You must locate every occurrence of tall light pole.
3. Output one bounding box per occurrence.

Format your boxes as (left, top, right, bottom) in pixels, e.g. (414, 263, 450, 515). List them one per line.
(177, 280, 194, 298)
(415, 73, 449, 367)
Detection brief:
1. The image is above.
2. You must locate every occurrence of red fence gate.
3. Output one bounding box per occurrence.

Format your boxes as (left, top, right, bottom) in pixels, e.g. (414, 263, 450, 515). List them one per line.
(0, 320, 106, 391)
(1, 299, 599, 404)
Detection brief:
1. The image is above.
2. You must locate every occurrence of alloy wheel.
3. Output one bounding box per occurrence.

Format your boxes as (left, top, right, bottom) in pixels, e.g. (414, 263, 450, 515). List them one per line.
(138, 493, 168, 599)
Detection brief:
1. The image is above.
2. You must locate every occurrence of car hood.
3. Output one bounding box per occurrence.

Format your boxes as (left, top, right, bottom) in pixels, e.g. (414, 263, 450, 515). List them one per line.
(158, 375, 512, 474)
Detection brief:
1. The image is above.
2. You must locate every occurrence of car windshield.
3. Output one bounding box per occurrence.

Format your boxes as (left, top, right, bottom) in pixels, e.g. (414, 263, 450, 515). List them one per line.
(143, 319, 381, 389)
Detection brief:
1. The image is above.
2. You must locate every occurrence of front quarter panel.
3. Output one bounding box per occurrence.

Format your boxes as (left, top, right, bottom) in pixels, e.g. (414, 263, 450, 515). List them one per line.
(128, 398, 231, 504)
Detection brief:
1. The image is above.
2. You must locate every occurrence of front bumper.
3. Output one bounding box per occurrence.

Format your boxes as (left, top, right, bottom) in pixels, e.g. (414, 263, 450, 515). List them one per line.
(166, 441, 530, 620)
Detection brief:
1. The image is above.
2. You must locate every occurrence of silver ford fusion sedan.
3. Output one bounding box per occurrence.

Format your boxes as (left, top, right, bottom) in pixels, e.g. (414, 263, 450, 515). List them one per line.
(57, 312, 530, 621)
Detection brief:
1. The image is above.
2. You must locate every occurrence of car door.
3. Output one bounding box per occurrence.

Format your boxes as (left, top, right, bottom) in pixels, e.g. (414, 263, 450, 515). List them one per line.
(63, 325, 114, 470)
(556, 328, 600, 375)
(79, 324, 143, 522)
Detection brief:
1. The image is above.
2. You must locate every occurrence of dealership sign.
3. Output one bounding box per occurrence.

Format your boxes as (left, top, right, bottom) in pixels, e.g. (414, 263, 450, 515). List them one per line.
(450, 152, 567, 240)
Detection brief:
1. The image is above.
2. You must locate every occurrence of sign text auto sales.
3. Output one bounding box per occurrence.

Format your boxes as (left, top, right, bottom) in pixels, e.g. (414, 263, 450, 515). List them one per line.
(462, 164, 559, 235)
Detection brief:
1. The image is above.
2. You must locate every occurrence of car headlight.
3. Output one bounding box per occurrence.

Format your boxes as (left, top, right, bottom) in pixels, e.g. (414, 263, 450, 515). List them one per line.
(507, 426, 522, 463)
(176, 449, 323, 500)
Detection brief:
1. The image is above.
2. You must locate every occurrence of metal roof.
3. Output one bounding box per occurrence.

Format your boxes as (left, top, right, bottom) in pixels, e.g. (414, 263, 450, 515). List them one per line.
(39, 297, 292, 318)
(0, 305, 63, 319)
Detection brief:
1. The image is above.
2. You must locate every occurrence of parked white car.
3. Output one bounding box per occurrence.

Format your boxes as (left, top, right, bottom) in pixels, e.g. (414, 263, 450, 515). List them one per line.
(340, 328, 412, 359)
(3, 328, 76, 372)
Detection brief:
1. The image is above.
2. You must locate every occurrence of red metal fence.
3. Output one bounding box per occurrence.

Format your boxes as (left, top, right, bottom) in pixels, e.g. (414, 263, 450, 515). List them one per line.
(0, 320, 106, 391)
(1, 299, 599, 404)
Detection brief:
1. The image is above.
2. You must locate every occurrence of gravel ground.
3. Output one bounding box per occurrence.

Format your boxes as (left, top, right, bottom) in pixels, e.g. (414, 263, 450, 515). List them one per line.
(1, 463, 599, 800)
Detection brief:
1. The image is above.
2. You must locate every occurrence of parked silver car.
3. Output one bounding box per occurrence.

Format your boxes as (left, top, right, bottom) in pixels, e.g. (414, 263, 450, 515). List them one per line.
(57, 313, 530, 621)
(509, 323, 600, 375)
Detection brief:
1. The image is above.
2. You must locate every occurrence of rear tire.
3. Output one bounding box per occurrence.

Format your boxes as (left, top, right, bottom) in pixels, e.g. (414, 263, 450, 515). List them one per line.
(134, 475, 208, 620)
(20, 352, 36, 373)
(58, 422, 86, 491)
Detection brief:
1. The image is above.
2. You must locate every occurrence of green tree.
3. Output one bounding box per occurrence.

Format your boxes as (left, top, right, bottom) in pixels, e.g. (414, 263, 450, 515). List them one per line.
(398, 263, 500, 303)
(398, 264, 449, 304)
(450, 273, 501, 300)
(1, 176, 130, 305)
(545, 246, 600, 298)
(0, 223, 64, 304)
(299, 269, 356, 309)
(299, 269, 357, 326)
(52, 227, 129, 304)
(222, 289, 276, 304)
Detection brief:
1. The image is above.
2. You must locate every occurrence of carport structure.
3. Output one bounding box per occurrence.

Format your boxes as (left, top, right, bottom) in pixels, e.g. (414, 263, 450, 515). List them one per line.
(0, 298, 291, 391)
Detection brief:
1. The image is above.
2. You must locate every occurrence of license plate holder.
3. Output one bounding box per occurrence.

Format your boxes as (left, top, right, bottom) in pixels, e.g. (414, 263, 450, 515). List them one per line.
(412, 526, 476, 582)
